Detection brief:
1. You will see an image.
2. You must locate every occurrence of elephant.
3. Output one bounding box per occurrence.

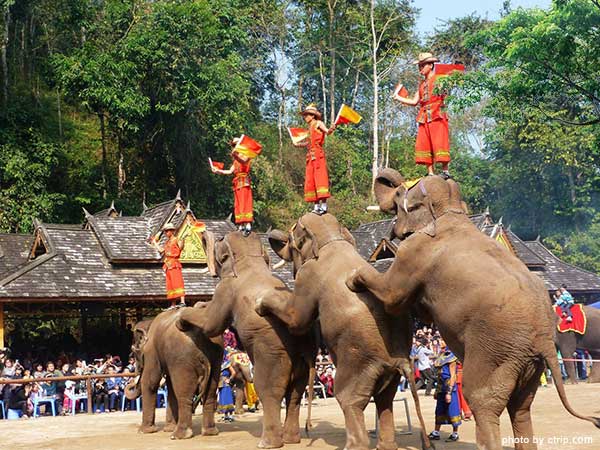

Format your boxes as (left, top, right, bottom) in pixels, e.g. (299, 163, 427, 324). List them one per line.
(125, 308, 223, 439)
(177, 230, 317, 449)
(346, 170, 600, 450)
(255, 212, 432, 450)
(555, 305, 600, 383)
(228, 350, 256, 414)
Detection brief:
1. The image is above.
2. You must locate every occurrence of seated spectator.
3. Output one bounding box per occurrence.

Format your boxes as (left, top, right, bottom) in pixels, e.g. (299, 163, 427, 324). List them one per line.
(41, 362, 64, 415)
(33, 363, 45, 379)
(319, 367, 335, 397)
(93, 378, 109, 413)
(8, 382, 33, 419)
(1, 358, 15, 377)
(106, 366, 122, 411)
(125, 356, 136, 373)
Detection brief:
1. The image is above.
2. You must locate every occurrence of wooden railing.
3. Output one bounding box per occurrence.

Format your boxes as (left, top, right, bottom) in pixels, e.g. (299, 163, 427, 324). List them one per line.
(0, 372, 138, 415)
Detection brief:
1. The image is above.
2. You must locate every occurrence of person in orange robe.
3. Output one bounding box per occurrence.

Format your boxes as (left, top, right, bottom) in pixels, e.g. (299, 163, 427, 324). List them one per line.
(152, 222, 186, 307)
(456, 361, 472, 420)
(296, 104, 336, 214)
(212, 139, 254, 236)
(394, 52, 451, 179)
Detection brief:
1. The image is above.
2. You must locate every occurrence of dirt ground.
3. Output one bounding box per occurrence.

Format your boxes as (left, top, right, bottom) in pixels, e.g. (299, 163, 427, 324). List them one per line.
(1, 383, 599, 450)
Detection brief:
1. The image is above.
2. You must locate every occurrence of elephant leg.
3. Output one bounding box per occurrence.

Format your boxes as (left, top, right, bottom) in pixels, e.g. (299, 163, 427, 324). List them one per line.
(254, 361, 286, 448)
(139, 354, 161, 434)
(507, 363, 544, 450)
(202, 365, 220, 436)
(463, 361, 517, 450)
(587, 350, 600, 383)
(169, 369, 195, 440)
(234, 385, 246, 415)
(164, 377, 177, 433)
(282, 362, 309, 444)
(334, 367, 372, 450)
(373, 375, 399, 450)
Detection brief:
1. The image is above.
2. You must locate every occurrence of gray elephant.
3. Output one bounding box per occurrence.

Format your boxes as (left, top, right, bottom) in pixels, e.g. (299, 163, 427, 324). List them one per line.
(255, 212, 432, 450)
(177, 231, 317, 448)
(228, 350, 256, 414)
(555, 305, 600, 383)
(125, 308, 223, 439)
(346, 170, 600, 450)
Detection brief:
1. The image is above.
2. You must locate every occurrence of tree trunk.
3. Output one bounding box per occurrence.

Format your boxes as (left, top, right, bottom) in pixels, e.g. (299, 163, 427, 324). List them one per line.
(57, 88, 63, 140)
(351, 69, 360, 109)
(370, 0, 379, 197)
(1, 8, 10, 111)
(277, 86, 285, 164)
(297, 74, 303, 111)
(117, 131, 125, 197)
(318, 50, 327, 121)
(99, 112, 108, 200)
(328, 0, 337, 125)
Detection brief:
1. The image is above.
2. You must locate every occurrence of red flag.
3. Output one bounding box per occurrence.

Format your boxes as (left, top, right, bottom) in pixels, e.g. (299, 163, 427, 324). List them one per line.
(434, 63, 465, 76)
(234, 134, 262, 159)
(393, 82, 409, 98)
(287, 127, 309, 145)
(335, 104, 362, 125)
(209, 158, 225, 170)
(192, 220, 206, 232)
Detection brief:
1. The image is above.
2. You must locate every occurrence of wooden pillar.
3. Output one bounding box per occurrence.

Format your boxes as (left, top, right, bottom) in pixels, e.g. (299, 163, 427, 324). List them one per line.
(0, 303, 4, 348)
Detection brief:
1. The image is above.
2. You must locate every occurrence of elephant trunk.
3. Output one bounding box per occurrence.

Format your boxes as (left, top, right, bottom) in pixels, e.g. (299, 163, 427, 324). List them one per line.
(125, 375, 141, 400)
(202, 231, 217, 277)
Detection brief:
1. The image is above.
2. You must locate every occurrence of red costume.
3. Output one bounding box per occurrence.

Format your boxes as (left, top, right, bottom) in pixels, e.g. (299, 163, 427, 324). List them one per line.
(304, 121, 331, 203)
(415, 76, 450, 166)
(232, 159, 253, 224)
(163, 237, 185, 300)
(456, 362, 472, 420)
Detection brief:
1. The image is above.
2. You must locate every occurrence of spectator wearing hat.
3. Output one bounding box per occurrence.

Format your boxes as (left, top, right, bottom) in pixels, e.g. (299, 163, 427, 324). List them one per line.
(211, 139, 254, 236)
(297, 104, 337, 214)
(394, 52, 451, 179)
(152, 223, 186, 307)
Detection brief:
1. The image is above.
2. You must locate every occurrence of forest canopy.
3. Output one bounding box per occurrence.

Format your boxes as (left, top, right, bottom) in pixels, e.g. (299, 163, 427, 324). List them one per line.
(1, 0, 599, 270)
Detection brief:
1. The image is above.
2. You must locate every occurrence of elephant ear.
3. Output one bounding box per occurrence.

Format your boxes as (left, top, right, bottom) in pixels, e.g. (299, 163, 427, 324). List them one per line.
(340, 226, 356, 248)
(375, 169, 405, 214)
(201, 230, 217, 277)
(446, 178, 466, 212)
(261, 244, 271, 266)
(268, 229, 292, 261)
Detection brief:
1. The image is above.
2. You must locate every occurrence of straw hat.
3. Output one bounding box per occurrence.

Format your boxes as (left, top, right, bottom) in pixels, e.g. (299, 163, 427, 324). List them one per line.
(300, 104, 322, 120)
(412, 52, 439, 65)
(228, 137, 241, 146)
(162, 222, 176, 231)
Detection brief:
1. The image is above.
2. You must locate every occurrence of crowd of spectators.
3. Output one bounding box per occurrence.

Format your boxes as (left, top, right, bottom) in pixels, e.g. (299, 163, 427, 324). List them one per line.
(0, 349, 137, 418)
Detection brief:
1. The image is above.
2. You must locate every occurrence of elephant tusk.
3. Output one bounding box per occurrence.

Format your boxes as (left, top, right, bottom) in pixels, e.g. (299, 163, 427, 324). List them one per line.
(366, 205, 380, 211)
(272, 259, 286, 270)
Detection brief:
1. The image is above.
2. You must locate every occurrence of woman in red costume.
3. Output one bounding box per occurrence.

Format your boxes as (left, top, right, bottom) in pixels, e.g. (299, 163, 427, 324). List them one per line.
(152, 222, 186, 308)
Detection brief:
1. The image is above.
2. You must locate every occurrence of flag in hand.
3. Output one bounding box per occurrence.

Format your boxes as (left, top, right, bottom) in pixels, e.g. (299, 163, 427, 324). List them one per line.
(192, 220, 206, 233)
(287, 127, 309, 145)
(434, 63, 465, 77)
(393, 82, 409, 98)
(233, 134, 262, 159)
(209, 158, 225, 170)
(335, 104, 362, 125)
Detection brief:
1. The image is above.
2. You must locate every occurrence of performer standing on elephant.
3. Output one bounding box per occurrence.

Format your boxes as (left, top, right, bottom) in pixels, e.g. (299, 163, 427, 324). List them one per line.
(428, 346, 461, 442)
(152, 222, 186, 308)
(211, 138, 254, 236)
(394, 52, 451, 179)
(296, 104, 336, 214)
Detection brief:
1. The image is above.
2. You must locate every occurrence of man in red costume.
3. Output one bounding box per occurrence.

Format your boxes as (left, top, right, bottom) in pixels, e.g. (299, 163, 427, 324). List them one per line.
(296, 104, 336, 214)
(211, 139, 253, 236)
(152, 222, 186, 307)
(394, 52, 451, 179)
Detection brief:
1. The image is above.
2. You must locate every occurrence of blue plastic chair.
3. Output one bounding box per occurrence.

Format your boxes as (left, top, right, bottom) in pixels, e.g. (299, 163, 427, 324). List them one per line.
(0, 399, 6, 419)
(7, 408, 23, 420)
(121, 394, 141, 412)
(65, 392, 88, 415)
(156, 388, 168, 409)
(33, 396, 56, 417)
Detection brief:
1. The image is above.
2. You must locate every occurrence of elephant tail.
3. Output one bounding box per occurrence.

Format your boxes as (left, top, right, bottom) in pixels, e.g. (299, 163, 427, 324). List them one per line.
(399, 363, 434, 450)
(305, 366, 315, 436)
(541, 340, 600, 428)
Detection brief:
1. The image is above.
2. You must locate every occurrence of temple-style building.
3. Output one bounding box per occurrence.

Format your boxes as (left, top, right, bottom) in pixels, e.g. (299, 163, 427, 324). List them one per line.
(0, 197, 599, 351)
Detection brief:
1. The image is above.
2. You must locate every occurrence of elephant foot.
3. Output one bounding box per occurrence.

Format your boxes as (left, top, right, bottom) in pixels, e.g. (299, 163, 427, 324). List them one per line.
(139, 424, 159, 434)
(345, 269, 365, 293)
(565, 378, 578, 385)
(235, 408, 245, 415)
(202, 427, 219, 436)
(163, 423, 176, 432)
(170, 427, 193, 440)
(376, 441, 398, 450)
(258, 437, 284, 449)
(283, 431, 301, 444)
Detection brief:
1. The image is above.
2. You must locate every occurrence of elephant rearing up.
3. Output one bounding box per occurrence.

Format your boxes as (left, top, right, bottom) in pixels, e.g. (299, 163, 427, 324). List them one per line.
(177, 231, 317, 449)
(256, 213, 432, 450)
(347, 170, 600, 450)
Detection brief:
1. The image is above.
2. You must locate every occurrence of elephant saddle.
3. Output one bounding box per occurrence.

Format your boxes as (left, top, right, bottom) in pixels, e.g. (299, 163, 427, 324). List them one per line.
(554, 304, 586, 335)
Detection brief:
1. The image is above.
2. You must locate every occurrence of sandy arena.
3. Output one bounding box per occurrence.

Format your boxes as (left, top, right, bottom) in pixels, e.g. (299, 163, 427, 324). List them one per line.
(2, 383, 599, 450)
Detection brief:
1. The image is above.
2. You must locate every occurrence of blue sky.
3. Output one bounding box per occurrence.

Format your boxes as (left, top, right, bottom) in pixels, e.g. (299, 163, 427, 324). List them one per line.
(415, 0, 552, 36)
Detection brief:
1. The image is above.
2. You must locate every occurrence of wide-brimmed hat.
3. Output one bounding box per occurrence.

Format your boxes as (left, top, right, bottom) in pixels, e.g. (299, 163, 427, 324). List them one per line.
(162, 222, 176, 231)
(228, 137, 241, 146)
(412, 52, 439, 65)
(300, 104, 322, 120)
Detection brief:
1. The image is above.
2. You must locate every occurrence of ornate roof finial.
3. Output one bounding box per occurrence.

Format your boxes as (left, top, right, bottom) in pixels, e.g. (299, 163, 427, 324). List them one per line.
(110, 200, 115, 210)
(82, 207, 93, 219)
(175, 189, 182, 201)
(142, 200, 148, 212)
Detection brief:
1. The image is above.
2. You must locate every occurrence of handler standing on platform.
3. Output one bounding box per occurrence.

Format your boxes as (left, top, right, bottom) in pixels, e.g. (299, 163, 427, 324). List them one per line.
(394, 52, 451, 179)
(297, 104, 336, 214)
(152, 223, 186, 308)
(211, 138, 254, 236)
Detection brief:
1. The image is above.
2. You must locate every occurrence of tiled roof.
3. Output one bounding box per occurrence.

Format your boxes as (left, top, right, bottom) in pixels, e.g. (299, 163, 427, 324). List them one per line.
(505, 230, 545, 267)
(355, 218, 395, 241)
(351, 231, 381, 260)
(524, 241, 600, 293)
(141, 199, 177, 235)
(0, 223, 218, 301)
(0, 234, 34, 277)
